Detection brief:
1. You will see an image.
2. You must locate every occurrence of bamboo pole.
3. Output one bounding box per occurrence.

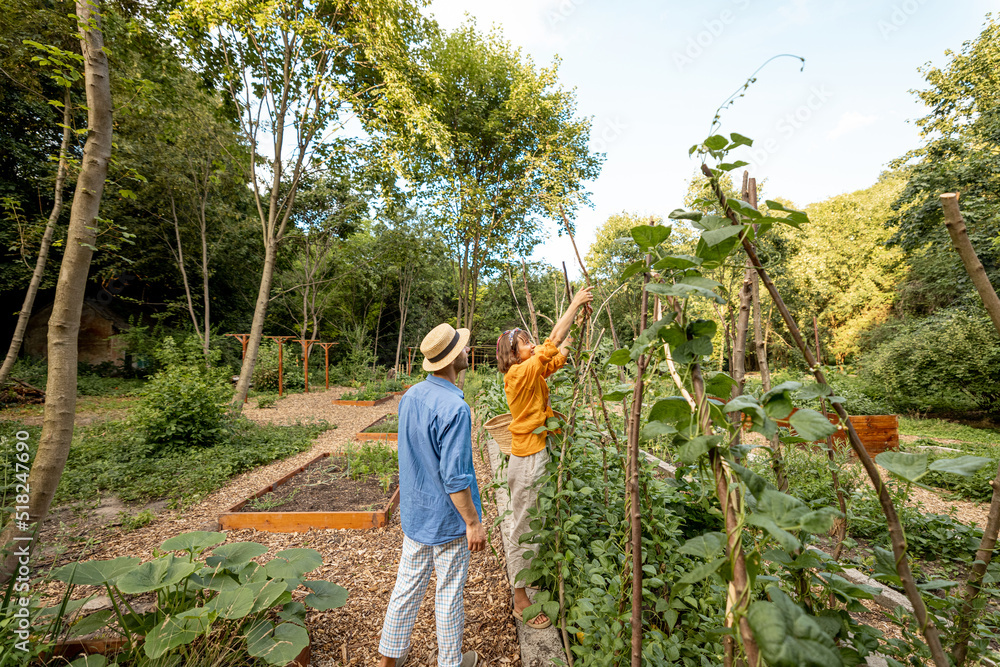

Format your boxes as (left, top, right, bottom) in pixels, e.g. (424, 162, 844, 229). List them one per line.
(701, 163, 948, 667)
(939, 192, 1000, 665)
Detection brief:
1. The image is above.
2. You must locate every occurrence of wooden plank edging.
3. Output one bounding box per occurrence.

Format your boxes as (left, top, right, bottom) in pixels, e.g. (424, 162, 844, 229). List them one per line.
(332, 395, 394, 407)
(217, 453, 401, 533)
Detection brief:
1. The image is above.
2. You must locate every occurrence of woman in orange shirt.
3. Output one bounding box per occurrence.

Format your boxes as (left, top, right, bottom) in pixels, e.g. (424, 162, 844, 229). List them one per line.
(495, 286, 592, 630)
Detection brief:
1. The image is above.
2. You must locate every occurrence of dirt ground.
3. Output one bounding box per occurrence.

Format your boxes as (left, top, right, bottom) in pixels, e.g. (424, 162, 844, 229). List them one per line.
(31, 388, 520, 666)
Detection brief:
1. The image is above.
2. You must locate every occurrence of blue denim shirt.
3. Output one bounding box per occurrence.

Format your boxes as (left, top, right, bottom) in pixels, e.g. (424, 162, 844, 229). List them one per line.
(398, 375, 482, 546)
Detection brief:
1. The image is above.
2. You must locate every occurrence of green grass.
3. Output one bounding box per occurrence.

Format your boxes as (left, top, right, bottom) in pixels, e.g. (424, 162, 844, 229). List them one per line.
(1, 417, 327, 513)
(898, 416, 1000, 446)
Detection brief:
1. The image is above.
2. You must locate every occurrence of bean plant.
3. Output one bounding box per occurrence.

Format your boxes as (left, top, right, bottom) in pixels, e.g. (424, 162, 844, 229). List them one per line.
(485, 130, 998, 667)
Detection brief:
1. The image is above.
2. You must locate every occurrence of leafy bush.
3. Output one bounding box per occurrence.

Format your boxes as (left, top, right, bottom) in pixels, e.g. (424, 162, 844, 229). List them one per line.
(251, 339, 305, 392)
(47, 532, 348, 665)
(338, 381, 396, 401)
(131, 337, 233, 455)
(54, 418, 325, 507)
(860, 309, 1000, 413)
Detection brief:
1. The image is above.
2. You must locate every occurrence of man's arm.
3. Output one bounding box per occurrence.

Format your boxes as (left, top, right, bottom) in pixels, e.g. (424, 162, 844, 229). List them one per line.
(449, 488, 486, 551)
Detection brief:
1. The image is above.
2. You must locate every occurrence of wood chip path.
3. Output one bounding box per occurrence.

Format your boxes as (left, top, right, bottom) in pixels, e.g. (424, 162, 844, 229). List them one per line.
(37, 388, 519, 666)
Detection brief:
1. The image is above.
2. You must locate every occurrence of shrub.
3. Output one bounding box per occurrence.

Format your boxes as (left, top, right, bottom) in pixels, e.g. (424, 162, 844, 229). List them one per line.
(251, 340, 304, 392)
(860, 309, 1000, 413)
(131, 336, 232, 455)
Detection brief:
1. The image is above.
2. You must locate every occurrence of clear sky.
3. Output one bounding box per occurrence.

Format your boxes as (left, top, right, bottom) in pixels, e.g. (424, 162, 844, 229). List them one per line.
(424, 0, 996, 273)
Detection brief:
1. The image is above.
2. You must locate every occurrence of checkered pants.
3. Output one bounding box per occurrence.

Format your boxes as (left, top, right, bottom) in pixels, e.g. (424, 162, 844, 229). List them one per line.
(379, 535, 470, 667)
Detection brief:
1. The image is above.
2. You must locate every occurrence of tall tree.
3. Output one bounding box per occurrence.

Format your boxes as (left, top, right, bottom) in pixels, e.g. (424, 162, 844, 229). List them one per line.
(175, 0, 433, 405)
(888, 15, 1000, 303)
(1, 0, 113, 577)
(397, 23, 602, 337)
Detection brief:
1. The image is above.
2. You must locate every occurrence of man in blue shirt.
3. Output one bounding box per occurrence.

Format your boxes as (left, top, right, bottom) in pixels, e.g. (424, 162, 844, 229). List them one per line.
(378, 323, 486, 667)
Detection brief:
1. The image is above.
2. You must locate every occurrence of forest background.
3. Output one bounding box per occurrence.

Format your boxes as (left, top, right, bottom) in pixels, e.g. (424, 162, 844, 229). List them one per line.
(0, 0, 998, 421)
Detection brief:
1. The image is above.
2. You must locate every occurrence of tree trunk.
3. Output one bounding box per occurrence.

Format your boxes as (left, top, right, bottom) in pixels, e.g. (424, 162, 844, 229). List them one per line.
(1, 2, 111, 578)
(169, 194, 203, 342)
(0, 88, 73, 387)
(233, 238, 278, 405)
(197, 174, 211, 358)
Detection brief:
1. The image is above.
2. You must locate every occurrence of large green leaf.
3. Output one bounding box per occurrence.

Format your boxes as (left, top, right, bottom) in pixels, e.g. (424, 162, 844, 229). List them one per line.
(788, 409, 837, 442)
(144, 607, 215, 659)
(648, 397, 692, 425)
(652, 254, 702, 271)
(207, 585, 258, 620)
(703, 134, 728, 150)
(68, 657, 107, 667)
(248, 580, 290, 614)
(677, 435, 721, 464)
(761, 381, 803, 402)
(160, 531, 226, 555)
(702, 224, 746, 248)
(704, 372, 736, 399)
(246, 621, 309, 666)
(620, 259, 647, 281)
(52, 557, 140, 587)
(677, 532, 726, 559)
(668, 208, 703, 222)
(727, 199, 762, 219)
(66, 610, 114, 638)
(117, 555, 199, 595)
(729, 132, 753, 147)
(606, 348, 631, 366)
(264, 549, 323, 581)
(193, 566, 241, 592)
(645, 282, 725, 304)
(872, 546, 901, 584)
(747, 588, 841, 667)
(763, 393, 794, 421)
(303, 581, 349, 611)
(206, 542, 269, 568)
(875, 452, 929, 485)
(630, 225, 671, 250)
(640, 421, 678, 441)
(928, 455, 991, 477)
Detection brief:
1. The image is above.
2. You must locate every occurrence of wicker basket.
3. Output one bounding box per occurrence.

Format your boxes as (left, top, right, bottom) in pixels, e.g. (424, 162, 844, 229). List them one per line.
(483, 411, 565, 456)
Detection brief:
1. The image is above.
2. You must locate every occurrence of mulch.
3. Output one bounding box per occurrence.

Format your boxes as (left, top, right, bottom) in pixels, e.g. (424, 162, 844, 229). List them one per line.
(34, 388, 520, 666)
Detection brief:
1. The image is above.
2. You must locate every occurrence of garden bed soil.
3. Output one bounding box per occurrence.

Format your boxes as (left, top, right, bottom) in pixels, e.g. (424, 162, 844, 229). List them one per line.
(357, 414, 399, 442)
(217, 452, 400, 532)
(237, 454, 397, 513)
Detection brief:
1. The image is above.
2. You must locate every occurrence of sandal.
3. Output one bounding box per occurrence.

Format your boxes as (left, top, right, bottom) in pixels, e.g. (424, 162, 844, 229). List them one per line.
(512, 605, 552, 629)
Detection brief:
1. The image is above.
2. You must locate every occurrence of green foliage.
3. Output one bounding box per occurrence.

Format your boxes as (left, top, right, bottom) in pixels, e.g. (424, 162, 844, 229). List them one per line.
(363, 415, 398, 434)
(118, 508, 156, 532)
(131, 337, 233, 455)
(47, 533, 348, 664)
(860, 309, 1000, 413)
(52, 418, 325, 507)
(251, 340, 305, 393)
(344, 442, 398, 493)
(917, 440, 998, 503)
(338, 381, 395, 401)
(898, 417, 1000, 446)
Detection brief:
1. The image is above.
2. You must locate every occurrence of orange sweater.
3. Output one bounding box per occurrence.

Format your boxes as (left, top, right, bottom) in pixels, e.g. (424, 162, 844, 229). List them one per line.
(503, 338, 566, 457)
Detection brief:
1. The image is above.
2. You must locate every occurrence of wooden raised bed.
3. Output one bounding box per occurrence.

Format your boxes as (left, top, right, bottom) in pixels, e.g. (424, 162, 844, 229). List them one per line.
(356, 415, 398, 442)
(332, 394, 394, 407)
(217, 453, 400, 532)
(758, 410, 899, 457)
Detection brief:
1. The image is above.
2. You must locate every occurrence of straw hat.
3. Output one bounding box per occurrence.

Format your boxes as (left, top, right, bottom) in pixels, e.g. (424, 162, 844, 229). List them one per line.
(421, 323, 471, 372)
